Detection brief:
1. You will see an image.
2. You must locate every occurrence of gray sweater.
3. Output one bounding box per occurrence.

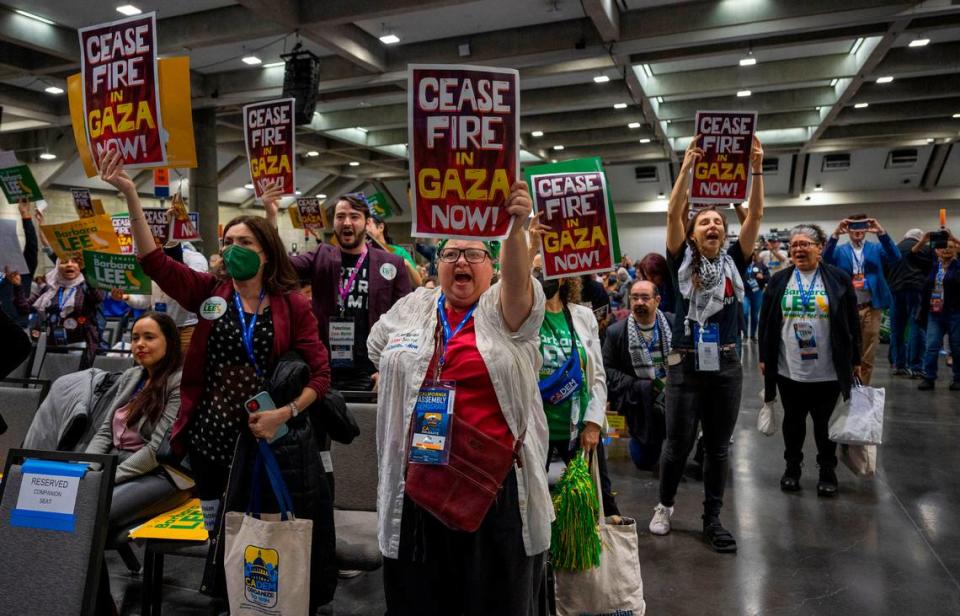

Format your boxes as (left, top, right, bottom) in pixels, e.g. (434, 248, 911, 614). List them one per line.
(85, 366, 182, 484)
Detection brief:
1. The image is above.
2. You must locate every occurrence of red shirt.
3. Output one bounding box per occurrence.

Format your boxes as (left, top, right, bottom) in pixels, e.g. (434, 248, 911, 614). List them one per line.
(425, 305, 513, 448)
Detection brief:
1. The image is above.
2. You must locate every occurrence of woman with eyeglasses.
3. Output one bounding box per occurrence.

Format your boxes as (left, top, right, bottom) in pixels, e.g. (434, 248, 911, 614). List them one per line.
(369, 182, 552, 615)
(649, 134, 764, 553)
(758, 224, 861, 496)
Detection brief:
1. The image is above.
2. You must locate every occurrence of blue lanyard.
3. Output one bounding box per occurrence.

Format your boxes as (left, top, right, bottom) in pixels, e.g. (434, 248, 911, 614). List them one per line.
(436, 293, 477, 375)
(936, 262, 945, 286)
(634, 318, 660, 357)
(852, 247, 864, 274)
(233, 290, 266, 376)
(57, 287, 77, 312)
(794, 268, 820, 311)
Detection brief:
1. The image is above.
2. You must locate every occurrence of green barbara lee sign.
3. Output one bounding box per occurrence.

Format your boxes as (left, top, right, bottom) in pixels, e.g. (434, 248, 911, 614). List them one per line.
(368, 192, 393, 219)
(82, 250, 152, 295)
(0, 164, 43, 202)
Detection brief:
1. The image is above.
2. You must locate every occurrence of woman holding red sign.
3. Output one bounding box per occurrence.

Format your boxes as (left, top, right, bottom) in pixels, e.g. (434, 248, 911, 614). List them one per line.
(648, 134, 764, 553)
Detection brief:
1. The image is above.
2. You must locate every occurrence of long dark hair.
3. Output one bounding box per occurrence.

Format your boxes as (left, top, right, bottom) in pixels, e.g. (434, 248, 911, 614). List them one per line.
(684, 206, 729, 288)
(217, 215, 300, 294)
(126, 312, 182, 427)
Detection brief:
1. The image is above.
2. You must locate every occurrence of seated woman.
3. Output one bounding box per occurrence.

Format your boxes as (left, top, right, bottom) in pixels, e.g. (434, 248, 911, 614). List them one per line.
(13, 256, 104, 369)
(86, 311, 189, 527)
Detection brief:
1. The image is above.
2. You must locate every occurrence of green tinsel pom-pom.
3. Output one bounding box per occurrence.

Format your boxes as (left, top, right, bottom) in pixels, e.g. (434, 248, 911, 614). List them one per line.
(550, 452, 602, 571)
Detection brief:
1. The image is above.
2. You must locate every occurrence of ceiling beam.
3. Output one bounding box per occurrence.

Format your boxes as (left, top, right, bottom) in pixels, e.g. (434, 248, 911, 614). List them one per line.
(363, 128, 408, 147)
(159, 6, 286, 54)
(857, 74, 960, 105)
(535, 125, 655, 149)
(790, 153, 808, 198)
(0, 8, 75, 60)
(299, 0, 475, 26)
(582, 0, 620, 43)
(920, 143, 952, 192)
(870, 41, 960, 80)
(302, 24, 386, 73)
(217, 155, 247, 185)
(523, 108, 646, 134)
(552, 142, 668, 164)
(821, 117, 960, 140)
(668, 110, 823, 138)
(657, 87, 836, 121)
(833, 96, 960, 125)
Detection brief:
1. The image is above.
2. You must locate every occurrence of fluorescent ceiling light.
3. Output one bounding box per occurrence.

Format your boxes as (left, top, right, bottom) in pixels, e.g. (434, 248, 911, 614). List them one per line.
(639, 137, 651, 143)
(44, 86, 64, 94)
(39, 152, 56, 160)
(613, 103, 628, 109)
(657, 193, 665, 199)
(553, 145, 565, 150)
(14, 10, 54, 24)
(739, 57, 757, 66)
(628, 122, 641, 129)
(909, 38, 930, 47)
(953, 113, 960, 119)
(657, 96, 663, 104)
(876, 76, 894, 84)
(737, 90, 752, 97)
(593, 75, 610, 83)
(356, 127, 368, 133)
(115, 5, 142, 16)
(263, 62, 285, 68)
(641, 64, 652, 78)
(830, 78, 839, 87)
(854, 102, 869, 109)
(316, 193, 327, 199)
(242, 56, 262, 65)
(244, 183, 254, 190)
(379, 34, 401, 45)
(349, 161, 361, 166)
(531, 130, 544, 137)
(927, 138, 935, 143)
(850, 37, 865, 55)
(295, 191, 302, 195)
(814, 184, 823, 192)
(305, 150, 319, 157)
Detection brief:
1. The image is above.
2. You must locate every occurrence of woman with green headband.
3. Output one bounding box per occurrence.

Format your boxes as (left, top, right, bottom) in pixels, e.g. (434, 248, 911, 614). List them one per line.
(369, 181, 551, 615)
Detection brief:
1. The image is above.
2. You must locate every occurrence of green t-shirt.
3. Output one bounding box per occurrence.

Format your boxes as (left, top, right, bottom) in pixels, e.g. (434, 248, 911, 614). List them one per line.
(389, 244, 416, 269)
(539, 310, 589, 442)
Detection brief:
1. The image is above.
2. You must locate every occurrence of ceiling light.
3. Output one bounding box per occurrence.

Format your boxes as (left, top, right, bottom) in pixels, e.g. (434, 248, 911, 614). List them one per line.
(739, 57, 757, 67)
(737, 90, 752, 97)
(831, 78, 839, 87)
(639, 137, 651, 143)
(953, 113, 960, 119)
(553, 145, 565, 151)
(876, 76, 894, 84)
(44, 86, 64, 95)
(613, 103, 628, 109)
(657, 96, 664, 104)
(14, 10, 54, 24)
(115, 5, 142, 16)
(657, 193, 665, 199)
(263, 62, 285, 68)
(39, 152, 56, 160)
(854, 102, 869, 109)
(356, 127, 368, 133)
(379, 34, 401, 45)
(349, 161, 360, 166)
(295, 190, 302, 195)
(927, 138, 935, 143)
(316, 193, 327, 199)
(244, 183, 254, 190)
(305, 150, 319, 157)
(458, 43, 471, 57)
(814, 184, 823, 192)
(628, 122, 641, 129)
(850, 37, 865, 55)
(242, 56, 262, 66)
(531, 130, 544, 137)
(593, 75, 610, 83)
(641, 64, 653, 78)
(909, 38, 930, 48)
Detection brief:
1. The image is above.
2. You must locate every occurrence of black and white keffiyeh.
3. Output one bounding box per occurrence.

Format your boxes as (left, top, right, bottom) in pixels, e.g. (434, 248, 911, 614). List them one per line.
(677, 247, 744, 331)
(627, 309, 672, 379)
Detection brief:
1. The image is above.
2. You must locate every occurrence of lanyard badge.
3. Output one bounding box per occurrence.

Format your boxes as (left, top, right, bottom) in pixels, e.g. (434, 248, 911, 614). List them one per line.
(233, 290, 266, 377)
(695, 322, 720, 372)
(338, 246, 368, 315)
(931, 263, 945, 313)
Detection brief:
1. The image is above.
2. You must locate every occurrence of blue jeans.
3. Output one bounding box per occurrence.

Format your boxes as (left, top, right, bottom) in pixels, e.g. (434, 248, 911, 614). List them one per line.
(742, 288, 763, 338)
(922, 312, 960, 382)
(890, 289, 920, 369)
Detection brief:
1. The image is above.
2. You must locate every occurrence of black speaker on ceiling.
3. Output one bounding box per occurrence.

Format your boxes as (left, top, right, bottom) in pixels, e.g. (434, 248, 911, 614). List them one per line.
(281, 44, 321, 126)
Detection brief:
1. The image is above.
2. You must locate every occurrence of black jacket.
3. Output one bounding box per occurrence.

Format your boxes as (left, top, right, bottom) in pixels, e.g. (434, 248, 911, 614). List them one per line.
(919, 259, 960, 326)
(758, 263, 861, 401)
(888, 238, 934, 293)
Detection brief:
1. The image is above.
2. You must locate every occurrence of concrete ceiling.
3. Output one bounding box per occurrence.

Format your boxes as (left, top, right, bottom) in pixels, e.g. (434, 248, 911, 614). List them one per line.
(0, 0, 958, 205)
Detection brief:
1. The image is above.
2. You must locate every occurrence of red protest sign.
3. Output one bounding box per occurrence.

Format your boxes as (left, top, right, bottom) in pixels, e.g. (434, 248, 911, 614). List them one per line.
(532, 172, 615, 280)
(79, 12, 166, 169)
(296, 198, 327, 231)
(243, 98, 296, 199)
(690, 111, 757, 204)
(409, 64, 519, 240)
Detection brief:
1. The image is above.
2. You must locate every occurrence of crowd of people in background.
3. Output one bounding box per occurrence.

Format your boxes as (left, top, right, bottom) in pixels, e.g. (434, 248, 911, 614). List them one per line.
(3, 132, 959, 616)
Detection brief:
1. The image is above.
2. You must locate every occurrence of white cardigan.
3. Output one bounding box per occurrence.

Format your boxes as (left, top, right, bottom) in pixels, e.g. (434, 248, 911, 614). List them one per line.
(565, 302, 608, 430)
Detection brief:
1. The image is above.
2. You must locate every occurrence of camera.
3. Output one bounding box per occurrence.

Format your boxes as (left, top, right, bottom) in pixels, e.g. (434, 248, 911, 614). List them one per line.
(847, 219, 870, 231)
(930, 230, 949, 249)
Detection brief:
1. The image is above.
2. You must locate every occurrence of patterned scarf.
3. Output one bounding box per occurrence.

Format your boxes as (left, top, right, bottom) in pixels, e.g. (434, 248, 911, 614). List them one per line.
(627, 309, 672, 379)
(33, 267, 85, 319)
(677, 247, 744, 332)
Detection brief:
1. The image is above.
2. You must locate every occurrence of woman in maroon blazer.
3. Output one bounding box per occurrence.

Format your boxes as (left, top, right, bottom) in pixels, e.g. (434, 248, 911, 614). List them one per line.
(100, 150, 336, 609)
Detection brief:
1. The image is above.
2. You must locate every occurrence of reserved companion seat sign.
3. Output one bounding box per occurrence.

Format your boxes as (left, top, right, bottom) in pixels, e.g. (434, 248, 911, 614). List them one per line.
(10, 459, 88, 532)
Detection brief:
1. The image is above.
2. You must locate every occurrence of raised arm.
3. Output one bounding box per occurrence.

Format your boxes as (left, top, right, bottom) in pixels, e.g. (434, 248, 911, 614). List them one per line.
(261, 180, 284, 230)
(737, 135, 765, 258)
(667, 137, 702, 255)
(499, 181, 534, 332)
(99, 150, 157, 256)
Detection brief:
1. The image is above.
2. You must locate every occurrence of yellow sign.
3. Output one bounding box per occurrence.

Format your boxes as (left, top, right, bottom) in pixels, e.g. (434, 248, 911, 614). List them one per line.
(288, 206, 304, 229)
(129, 498, 208, 541)
(40, 215, 122, 263)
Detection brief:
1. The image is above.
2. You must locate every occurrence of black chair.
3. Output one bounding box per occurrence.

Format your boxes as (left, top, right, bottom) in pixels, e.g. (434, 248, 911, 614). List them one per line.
(0, 379, 51, 471)
(37, 349, 84, 383)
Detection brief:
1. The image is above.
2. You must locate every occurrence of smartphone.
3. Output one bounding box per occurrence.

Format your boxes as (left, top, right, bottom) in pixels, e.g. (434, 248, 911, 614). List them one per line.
(930, 230, 949, 249)
(847, 219, 869, 231)
(245, 391, 289, 443)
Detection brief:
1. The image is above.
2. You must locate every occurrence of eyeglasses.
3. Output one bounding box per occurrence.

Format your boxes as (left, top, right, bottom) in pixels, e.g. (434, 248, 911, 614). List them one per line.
(789, 241, 818, 249)
(629, 294, 656, 302)
(438, 248, 490, 264)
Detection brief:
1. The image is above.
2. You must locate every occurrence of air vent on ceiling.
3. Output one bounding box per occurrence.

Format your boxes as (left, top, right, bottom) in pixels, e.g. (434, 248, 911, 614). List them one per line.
(761, 158, 779, 175)
(822, 153, 850, 171)
(885, 148, 918, 169)
(634, 165, 658, 182)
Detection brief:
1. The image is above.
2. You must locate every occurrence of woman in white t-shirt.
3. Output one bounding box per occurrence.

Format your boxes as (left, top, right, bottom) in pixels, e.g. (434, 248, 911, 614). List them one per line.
(758, 225, 862, 497)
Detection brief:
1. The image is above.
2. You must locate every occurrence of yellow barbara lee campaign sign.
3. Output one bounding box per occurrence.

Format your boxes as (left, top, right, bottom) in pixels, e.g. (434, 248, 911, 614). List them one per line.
(128, 498, 208, 541)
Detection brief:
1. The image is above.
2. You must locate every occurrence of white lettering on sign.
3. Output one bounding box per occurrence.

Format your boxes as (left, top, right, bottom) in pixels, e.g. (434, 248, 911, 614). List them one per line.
(16, 473, 80, 516)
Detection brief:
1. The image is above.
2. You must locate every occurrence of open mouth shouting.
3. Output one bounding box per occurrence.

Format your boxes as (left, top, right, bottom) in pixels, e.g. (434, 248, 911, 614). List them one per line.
(453, 269, 474, 287)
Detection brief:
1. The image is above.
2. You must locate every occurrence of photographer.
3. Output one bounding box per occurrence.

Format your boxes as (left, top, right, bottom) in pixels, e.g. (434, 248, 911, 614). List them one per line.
(912, 230, 960, 391)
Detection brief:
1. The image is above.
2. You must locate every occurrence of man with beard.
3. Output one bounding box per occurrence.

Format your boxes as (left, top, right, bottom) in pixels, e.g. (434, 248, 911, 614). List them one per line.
(602, 279, 673, 470)
(267, 191, 410, 390)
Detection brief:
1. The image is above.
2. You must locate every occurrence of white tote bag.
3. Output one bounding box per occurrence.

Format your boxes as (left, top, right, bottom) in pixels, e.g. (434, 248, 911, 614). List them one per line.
(828, 381, 885, 446)
(757, 388, 781, 436)
(224, 441, 313, 616)
(556, 451, 645, 616)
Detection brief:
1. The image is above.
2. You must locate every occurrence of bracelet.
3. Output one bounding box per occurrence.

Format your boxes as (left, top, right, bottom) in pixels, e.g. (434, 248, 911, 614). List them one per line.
(288, 400, 300, 418)
(752, 171, 764, 176)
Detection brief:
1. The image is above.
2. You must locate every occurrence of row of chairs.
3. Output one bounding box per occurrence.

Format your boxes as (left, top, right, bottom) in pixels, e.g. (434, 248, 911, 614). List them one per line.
(8, 334, 135, 384)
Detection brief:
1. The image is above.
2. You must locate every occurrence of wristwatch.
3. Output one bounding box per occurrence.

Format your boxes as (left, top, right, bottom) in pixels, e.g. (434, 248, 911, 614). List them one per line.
(288, 401, 300, 418)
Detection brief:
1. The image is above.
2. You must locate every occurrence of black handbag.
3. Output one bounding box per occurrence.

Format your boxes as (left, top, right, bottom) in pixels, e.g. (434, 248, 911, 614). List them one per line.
(315, 389, 360, 445)
(269, 351, 359, 445)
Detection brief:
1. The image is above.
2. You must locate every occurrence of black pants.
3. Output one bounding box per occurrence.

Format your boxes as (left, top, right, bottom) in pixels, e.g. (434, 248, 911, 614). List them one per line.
(384, 470, 546, 616)
(109, 471, 190, 527)
(547, 438, 620, 516)
(659, 349, 742, 519)
(777, 376, 840, 469)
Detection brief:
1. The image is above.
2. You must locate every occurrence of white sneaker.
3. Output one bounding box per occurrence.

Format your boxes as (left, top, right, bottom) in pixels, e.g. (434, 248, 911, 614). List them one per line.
(649, 503, 674, 535)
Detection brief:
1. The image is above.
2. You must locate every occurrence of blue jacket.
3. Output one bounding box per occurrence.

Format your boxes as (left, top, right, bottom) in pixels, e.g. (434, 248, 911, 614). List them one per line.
(823, 233, 901, 310)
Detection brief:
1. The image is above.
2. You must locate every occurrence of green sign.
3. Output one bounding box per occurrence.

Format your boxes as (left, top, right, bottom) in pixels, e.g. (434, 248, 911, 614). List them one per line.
(82, 250, 153, 295)
(524, 157, 621, 261)
(0, 164, 43, 202)
(368, 192, 393, 219)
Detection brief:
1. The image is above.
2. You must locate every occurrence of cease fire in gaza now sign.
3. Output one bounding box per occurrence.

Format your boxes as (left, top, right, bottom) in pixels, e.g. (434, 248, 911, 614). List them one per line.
(79, 12, 166, 169)
(689, 110, 757, 204)
(243, 98, 296, 199)
(409, 64, 519, 240)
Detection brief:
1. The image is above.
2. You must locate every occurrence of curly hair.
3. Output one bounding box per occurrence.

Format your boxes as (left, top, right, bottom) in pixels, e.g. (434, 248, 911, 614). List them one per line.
(559, 276, 582, 305)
